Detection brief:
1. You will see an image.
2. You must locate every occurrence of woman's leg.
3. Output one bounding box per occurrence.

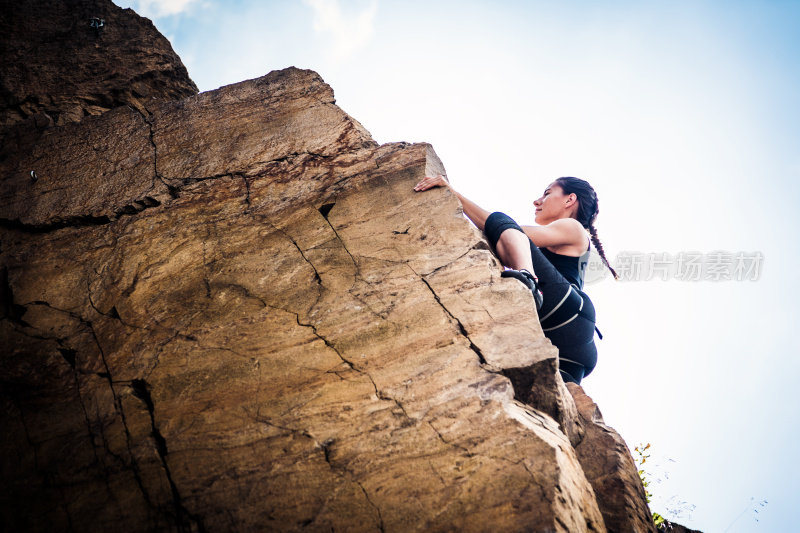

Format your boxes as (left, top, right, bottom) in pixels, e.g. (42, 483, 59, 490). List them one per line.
(484, 212, 574, 314)
(484, 212, 598, 384)
(495, 228, 534, 273)
(544, 293, 598, 384)
(483, 214, 541, 307)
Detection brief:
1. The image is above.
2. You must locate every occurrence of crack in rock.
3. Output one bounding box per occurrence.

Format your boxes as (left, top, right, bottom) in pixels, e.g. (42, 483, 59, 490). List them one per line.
(0, 214, 113, 233)
(292, 311, 413, 422)
(427, 421, 473, 458)
(412, 269, 488, 366)
(356, 480, 386, 533)
(260, 219, 322, 286)
(86, 321, 157, 514)
(0, 143, 369, 235)
(130, 379, 206, 533)
(0, 196, 163, 233)
(8, 297, 175, 521)
(252, 413, 385, 532)
(317, 203, 359, 277)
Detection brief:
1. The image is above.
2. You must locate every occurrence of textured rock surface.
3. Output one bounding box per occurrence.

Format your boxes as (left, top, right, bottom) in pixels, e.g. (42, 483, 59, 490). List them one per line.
(0, 0, 197, 130)
(567, 383, 657, 533)
(2, 66, 609, 531)
(0, 3, 677, 532)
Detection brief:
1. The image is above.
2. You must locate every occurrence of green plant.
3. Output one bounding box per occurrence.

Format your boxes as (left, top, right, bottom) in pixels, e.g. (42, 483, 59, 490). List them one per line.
(634, 443, 671, 530)
(634, 443, 652, 502)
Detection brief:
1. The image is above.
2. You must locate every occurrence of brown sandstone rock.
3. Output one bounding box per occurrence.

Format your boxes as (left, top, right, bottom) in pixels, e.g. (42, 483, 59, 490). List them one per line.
(566, 382, 657, 533)
(0, 2, 668, 530)
(0, 0, 197, 130)
(2, 67, 607, 532)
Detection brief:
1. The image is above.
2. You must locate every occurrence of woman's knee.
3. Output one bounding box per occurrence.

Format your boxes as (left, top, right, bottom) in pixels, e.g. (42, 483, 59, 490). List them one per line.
(484, 212, 523, 248)
(495, 226, 531, 263)
(497, 226, 529, 245)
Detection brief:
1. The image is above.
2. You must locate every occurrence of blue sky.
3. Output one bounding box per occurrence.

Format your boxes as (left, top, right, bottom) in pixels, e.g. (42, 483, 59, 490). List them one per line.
(114, 1, 800, 530)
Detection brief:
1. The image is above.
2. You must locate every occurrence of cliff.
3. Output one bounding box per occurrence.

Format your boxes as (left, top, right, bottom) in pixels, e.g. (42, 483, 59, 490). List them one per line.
(0, 0, 197, 129)
(1, 1, 662, 531)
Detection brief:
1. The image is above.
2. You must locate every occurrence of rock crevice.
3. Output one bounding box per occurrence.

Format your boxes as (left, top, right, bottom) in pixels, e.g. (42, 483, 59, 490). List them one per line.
(416, 273, 489, 366)
(1, 2, 666, 532)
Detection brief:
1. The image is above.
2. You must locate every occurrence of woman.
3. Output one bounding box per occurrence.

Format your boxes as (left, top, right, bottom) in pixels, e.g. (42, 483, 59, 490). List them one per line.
(414, 175, 618, 385)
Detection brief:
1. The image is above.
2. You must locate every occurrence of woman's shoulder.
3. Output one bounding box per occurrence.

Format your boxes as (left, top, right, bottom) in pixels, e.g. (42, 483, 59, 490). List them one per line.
(522, 217, 587, 250)
(547, 217, 586, 236)
(545, 218, 590, 255)
(550, 217, 584, 227)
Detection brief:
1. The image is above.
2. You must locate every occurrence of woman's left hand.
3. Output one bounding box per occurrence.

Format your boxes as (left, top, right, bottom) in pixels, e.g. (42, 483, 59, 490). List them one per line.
(414, 174, 449, 192)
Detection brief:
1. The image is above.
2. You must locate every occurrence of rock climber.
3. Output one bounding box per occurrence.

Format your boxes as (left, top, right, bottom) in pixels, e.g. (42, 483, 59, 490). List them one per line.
(413, 175, 618, 385)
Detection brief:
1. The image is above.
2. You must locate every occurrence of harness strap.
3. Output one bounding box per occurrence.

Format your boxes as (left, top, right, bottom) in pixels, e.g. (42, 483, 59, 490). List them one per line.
(540, 284, 603, 340)
(572, 284, 603, 340)
(538, 286, 573, 322)
(539, 286, 580, 329)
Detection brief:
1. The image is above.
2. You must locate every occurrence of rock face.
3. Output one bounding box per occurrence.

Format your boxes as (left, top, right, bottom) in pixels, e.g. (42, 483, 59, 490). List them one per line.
(1, 2, 672, 532)
(0, 0, 197, 129)
(567, 383, 656, 532)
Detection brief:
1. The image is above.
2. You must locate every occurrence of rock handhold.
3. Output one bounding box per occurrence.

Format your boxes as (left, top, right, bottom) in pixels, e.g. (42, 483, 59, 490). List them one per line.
(0, 1, 685, 530)
(1, 65, 607, 531)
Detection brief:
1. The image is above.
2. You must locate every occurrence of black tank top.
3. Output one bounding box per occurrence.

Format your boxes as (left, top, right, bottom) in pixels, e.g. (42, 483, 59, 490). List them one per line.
(539, 240, 591, 289)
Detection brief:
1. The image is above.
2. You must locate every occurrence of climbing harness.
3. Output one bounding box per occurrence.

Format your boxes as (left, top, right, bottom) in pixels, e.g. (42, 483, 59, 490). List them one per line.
(539, 284, 603, 340)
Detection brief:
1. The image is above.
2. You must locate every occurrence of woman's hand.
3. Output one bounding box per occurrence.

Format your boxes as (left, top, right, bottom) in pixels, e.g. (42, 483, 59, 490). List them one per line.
(413, 174, 491, 230)
(414, 174, 449, 192)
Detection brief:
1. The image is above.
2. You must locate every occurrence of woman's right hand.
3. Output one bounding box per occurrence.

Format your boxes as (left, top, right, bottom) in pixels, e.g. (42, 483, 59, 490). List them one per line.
(414, 174, 449, 192)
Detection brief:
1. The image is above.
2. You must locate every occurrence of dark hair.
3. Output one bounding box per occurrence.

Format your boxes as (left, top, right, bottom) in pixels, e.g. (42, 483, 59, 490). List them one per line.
(554, 177, 618, 280)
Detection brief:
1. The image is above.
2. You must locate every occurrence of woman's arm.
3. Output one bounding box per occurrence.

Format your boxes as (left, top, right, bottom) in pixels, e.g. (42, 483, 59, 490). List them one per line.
(521, 219, 588, 250)
(414, 175, 491, 230)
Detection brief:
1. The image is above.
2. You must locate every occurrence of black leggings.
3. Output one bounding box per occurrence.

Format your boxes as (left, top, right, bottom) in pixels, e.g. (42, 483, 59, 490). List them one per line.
(484, 212, 597, 384)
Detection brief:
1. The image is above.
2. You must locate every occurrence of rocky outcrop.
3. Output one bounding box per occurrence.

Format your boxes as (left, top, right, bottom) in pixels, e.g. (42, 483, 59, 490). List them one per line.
(1, 2, 676, 532)
(0, 0, 197, 129)
(1, 65, 605, 532)
(567, 383, 656, 532)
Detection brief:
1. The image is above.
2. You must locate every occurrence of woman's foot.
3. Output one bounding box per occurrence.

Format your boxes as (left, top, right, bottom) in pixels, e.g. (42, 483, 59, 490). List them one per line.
(501, 269, 543, 311)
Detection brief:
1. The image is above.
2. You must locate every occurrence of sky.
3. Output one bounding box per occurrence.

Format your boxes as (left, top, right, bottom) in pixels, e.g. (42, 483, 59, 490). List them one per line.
(113, 1, 800, 530)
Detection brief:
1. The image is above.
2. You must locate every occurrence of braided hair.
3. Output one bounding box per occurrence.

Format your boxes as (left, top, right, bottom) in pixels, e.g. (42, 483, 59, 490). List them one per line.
(554, 177, 619, 280)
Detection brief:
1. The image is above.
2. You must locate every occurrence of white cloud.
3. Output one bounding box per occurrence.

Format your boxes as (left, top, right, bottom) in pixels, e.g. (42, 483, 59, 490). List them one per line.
(303, 0, 377, 62)
(117, 0, 200, 18)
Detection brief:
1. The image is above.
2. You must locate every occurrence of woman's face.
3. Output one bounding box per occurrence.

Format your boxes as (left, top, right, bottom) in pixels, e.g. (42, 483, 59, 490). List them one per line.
(534, 182, 573, 225)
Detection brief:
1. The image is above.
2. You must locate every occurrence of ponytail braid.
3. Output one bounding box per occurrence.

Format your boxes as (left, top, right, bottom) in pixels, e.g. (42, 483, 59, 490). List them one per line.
(555, 176, 618, 281)
(588, 223, 619, 280)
